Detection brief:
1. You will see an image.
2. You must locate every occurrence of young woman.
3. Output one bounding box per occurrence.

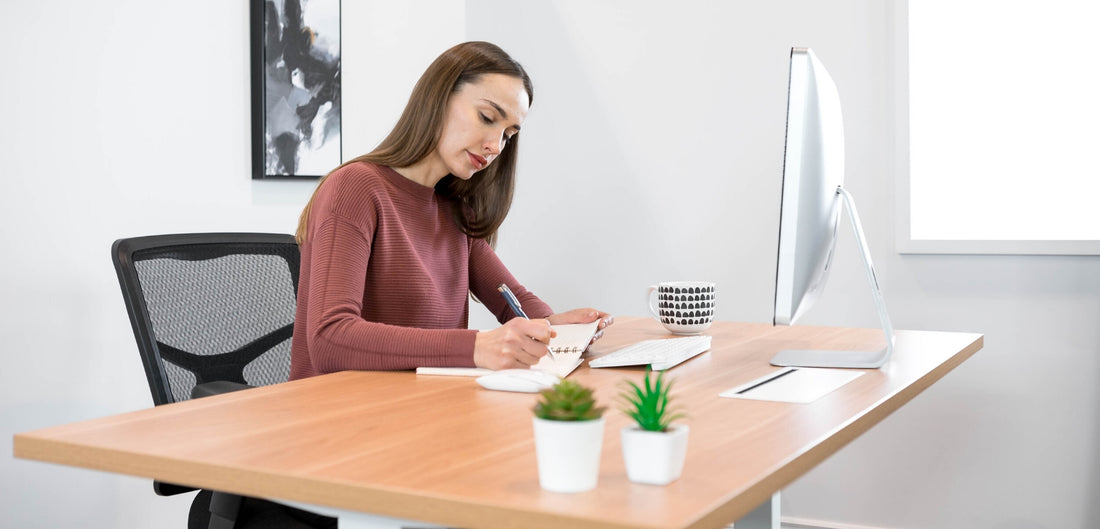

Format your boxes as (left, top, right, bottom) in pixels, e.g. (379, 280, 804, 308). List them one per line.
(289, 41, 612, 380)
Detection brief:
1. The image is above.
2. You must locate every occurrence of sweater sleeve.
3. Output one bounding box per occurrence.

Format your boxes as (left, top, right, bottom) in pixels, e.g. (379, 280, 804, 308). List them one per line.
(468, 237, 554, 323)
(300, 193, 477, 374)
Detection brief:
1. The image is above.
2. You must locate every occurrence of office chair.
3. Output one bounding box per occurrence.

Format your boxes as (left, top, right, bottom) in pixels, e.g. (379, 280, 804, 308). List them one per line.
(112, 233, 334, 529)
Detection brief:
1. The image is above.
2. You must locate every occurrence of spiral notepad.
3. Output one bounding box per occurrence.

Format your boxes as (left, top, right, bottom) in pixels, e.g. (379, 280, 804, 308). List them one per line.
(532, 320, 602, 378)
(415, 320, 601, 379)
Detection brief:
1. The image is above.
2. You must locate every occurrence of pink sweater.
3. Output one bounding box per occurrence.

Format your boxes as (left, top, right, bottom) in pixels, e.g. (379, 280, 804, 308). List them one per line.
(289, 162, 552, 379)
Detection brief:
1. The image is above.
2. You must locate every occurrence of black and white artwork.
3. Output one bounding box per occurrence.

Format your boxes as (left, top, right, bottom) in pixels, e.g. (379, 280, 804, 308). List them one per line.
(251, 0, 341, 179)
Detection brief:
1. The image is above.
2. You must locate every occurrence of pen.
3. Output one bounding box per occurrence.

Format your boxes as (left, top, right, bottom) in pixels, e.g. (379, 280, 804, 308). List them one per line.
(497, 283, 555, 360)
(497, 283, 529, 319)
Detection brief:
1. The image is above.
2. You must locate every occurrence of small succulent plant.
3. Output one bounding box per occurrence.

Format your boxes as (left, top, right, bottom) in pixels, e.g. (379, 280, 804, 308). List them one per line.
(619, 367, 685, 432)
(533, 379, 605, 421)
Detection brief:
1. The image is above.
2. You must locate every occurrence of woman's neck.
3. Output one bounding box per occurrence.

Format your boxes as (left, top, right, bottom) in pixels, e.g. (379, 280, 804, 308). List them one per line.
(393, 156, 447, 188)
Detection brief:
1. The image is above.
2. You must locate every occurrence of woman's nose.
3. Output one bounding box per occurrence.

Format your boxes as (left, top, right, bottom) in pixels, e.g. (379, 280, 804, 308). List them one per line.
(484, 132, 505, 155)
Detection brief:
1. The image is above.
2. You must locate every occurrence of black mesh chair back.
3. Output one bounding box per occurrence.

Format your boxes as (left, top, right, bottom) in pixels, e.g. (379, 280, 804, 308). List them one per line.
(112, 233, 300, 406)
(112, 233, 332, 528)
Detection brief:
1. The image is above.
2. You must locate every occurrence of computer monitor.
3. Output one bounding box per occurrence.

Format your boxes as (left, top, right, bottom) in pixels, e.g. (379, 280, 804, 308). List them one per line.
(770, 47, 895, 369)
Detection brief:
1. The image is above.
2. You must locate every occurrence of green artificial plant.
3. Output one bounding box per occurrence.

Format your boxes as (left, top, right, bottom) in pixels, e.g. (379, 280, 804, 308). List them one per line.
(533, 379, 606, 421)
(619, 367, 686, 432)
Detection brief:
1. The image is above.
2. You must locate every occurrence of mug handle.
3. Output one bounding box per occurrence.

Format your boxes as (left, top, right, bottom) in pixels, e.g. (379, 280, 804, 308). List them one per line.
(646, 285, 662, 322)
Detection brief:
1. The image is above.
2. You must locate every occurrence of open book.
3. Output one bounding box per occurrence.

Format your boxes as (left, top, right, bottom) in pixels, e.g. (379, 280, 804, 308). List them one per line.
(416, 320, 601, 379)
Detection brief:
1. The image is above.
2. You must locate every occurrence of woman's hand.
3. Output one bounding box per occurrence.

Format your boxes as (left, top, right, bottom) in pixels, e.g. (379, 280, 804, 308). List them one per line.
(473, 317, 557, 370)
(547, 308, 615, 345)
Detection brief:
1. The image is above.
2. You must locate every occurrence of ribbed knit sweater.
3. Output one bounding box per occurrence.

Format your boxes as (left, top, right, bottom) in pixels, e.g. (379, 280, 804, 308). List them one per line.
(289, 162, 552, 379)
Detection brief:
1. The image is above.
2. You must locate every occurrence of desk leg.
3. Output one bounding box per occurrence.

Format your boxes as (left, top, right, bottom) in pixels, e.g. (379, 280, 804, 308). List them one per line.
(732, 492, 780, 529)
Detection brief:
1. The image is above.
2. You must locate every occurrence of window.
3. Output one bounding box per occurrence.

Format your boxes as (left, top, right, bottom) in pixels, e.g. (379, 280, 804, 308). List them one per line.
(899, 1, 1100, 254)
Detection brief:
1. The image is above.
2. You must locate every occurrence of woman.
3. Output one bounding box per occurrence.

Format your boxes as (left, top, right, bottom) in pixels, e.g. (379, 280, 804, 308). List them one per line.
(289, 41, 612, 380)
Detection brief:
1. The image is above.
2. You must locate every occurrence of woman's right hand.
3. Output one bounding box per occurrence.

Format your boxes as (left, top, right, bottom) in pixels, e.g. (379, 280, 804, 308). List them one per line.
(473, 318, 557, 370)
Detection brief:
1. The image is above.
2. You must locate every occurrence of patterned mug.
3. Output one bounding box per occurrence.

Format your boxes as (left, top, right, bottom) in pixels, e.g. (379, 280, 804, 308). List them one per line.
(646, 281, 716, 335)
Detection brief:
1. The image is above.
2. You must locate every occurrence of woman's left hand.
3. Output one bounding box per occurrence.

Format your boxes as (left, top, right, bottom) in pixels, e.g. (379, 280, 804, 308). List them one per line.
(547, 308, 614, 344)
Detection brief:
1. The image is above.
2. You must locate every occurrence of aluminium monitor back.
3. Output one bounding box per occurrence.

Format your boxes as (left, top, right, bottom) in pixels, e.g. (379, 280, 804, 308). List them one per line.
(771, 47, 895, 369)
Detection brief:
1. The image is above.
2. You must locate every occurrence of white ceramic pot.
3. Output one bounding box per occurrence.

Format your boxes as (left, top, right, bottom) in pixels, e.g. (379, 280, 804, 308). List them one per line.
(532, 416, 606, 492)
(620, 424, 690, 485)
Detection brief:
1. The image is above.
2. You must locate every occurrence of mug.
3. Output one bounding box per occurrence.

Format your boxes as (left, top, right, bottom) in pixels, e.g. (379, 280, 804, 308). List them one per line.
(646, 281, 716, 335)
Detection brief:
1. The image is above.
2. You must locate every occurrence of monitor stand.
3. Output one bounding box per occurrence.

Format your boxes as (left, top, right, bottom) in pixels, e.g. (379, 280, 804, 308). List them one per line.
(770, 186, 895, 369)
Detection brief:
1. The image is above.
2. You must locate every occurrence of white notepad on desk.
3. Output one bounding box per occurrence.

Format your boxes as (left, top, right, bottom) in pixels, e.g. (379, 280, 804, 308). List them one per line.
(719, 367, 864, 404)
(416, 320, 600, 379)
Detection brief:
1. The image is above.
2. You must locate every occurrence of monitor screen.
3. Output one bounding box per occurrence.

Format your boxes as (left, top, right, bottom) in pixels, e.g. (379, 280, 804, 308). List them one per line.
(773, 47, 845, 327)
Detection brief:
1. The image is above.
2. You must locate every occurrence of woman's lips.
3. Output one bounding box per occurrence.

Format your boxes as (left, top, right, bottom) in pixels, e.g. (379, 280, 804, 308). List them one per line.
(468, 151, 487, 170)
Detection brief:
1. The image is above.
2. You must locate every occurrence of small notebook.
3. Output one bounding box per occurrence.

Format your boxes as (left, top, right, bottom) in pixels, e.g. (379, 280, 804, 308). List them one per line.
(534, 320, 601, 377)
(416, 320, 601, 379)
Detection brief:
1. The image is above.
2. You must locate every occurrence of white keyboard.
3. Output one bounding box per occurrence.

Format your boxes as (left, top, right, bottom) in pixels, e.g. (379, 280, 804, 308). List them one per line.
(588, 335, 712, 371)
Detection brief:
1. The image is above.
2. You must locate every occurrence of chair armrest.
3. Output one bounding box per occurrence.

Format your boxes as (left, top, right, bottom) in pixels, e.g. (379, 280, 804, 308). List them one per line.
(191, 381, 255, 399)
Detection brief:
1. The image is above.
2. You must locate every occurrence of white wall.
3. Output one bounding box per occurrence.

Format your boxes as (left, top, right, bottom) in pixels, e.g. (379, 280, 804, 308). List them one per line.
(4, 1, 1098, 528)
(1, 1, 463, 527)
(469, 1, 1100, 529)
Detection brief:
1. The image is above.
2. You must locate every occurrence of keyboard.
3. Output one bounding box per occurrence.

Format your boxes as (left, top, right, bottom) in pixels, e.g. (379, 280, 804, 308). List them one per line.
(588, 335, 712, 371)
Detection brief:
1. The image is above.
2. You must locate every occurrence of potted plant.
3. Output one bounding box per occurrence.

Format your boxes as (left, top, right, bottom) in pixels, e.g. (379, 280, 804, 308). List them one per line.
(619, 367, 689, 485)
(531, 379, 606, 492)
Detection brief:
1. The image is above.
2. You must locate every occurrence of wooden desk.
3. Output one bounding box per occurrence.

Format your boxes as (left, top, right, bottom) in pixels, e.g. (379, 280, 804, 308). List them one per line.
(13, 318, 982, 529)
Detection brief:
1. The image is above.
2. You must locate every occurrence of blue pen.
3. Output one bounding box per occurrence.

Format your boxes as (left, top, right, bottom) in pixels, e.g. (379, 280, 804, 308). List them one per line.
(497, 283, 555, 359)
(497, 283, 529, 319)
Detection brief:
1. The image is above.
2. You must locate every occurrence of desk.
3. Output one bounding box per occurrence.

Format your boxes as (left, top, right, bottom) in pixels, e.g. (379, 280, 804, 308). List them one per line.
(13, 318, 981, 529)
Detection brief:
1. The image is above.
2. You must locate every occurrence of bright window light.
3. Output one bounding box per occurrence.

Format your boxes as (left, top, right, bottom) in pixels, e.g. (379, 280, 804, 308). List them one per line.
(908, 1, 1100, 247)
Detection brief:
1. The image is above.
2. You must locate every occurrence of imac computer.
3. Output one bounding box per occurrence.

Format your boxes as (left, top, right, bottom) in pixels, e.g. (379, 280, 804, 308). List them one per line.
(770, 47, 895, 369)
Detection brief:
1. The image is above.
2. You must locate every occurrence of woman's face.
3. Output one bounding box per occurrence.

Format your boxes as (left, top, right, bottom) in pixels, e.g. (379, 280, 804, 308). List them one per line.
(435, 73, 530, 180)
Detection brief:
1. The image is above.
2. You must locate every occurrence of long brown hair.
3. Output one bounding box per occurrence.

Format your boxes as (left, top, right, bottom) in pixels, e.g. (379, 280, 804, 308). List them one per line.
(296, 41, 534, 247)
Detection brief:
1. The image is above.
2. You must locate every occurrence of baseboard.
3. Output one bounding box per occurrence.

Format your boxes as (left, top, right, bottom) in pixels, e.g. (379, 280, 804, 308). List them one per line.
(780, 516, 893, 529)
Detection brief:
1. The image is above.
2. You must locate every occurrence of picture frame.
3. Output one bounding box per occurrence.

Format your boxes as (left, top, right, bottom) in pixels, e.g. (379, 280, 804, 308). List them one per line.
(250, 0, 342, 179)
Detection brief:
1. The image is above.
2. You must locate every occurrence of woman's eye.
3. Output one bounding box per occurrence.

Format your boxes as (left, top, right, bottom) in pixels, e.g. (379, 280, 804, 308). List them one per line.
(479, 113, 493, 124)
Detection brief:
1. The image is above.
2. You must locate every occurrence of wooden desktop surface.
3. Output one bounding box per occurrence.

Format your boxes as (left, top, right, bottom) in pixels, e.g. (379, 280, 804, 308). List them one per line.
(13, 317, 982, 529)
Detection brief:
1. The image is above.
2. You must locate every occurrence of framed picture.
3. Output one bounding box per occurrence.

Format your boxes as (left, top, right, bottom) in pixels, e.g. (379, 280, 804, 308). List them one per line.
(250, 0, 342, 179)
